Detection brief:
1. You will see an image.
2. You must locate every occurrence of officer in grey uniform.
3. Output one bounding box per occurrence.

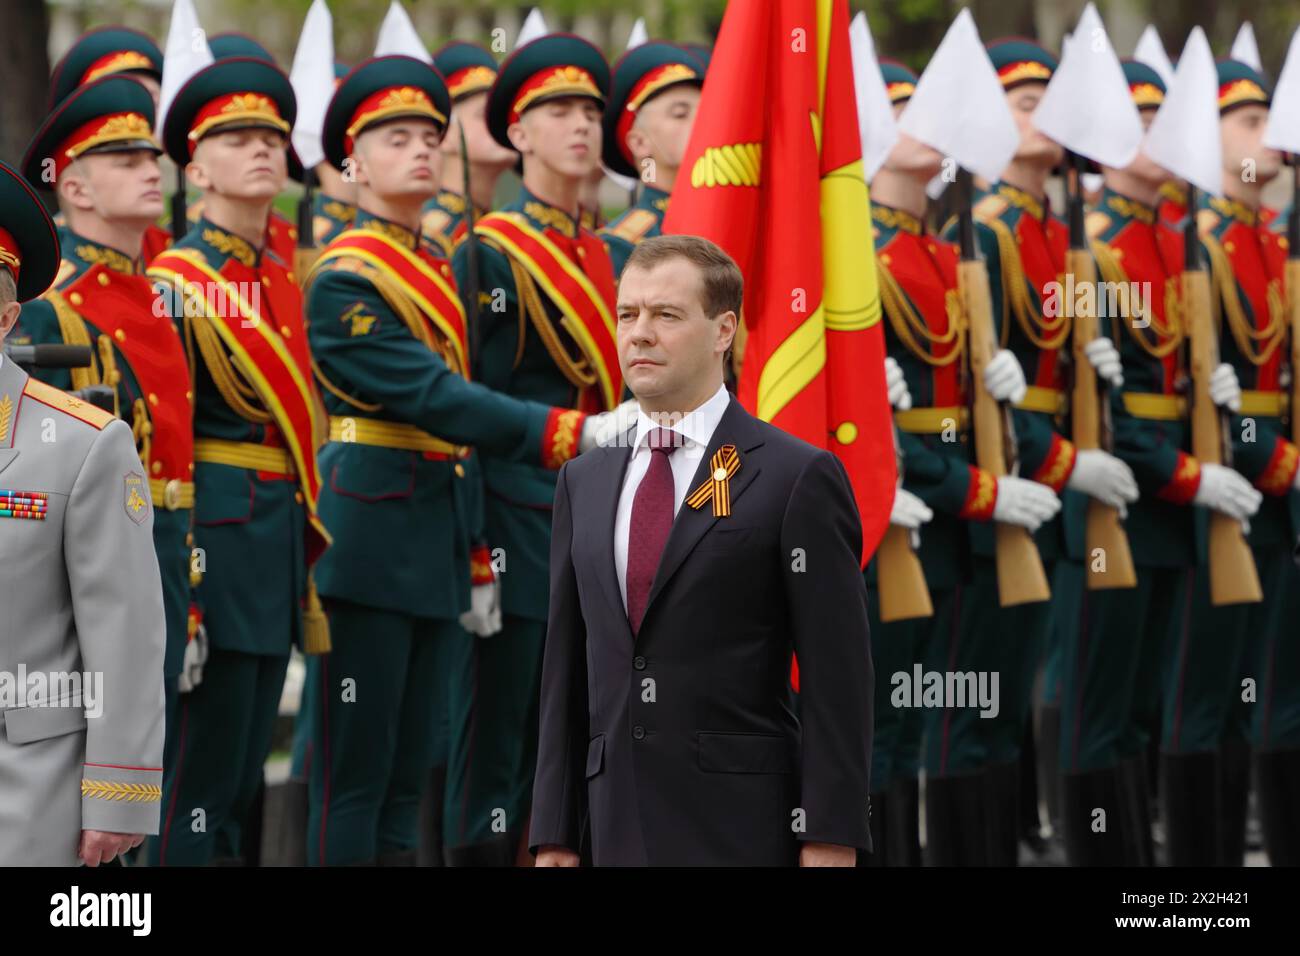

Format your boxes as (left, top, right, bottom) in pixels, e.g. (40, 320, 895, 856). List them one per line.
(0, 160, 166, 866)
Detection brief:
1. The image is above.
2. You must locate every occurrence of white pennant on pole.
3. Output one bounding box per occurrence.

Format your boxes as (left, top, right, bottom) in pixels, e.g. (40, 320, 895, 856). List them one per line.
(1264, 26, 1300, 155)
(1134, 24, 1174, 88)
(374, 1, 431, 63)
(1230, 22, 1263, 72)
(290, 0, 334, 171)
(1143, 27, 1223, 197)
(157, 0, 213, 134)
(849, 12, 898, 181)
(516, 8, 551, 48)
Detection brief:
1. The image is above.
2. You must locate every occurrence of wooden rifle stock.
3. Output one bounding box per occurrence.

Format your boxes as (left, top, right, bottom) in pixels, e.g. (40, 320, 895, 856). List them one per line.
(1067, 248, 1136, 589)
(1290, 256, 1300, 447)
(877, 425, 934, 623)
(960, 257, 1051, 607)
(1185, 265, 1262, 605)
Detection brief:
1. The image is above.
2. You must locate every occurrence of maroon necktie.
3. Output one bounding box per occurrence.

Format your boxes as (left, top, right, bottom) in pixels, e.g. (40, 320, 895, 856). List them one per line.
(626, 427, 681, 635)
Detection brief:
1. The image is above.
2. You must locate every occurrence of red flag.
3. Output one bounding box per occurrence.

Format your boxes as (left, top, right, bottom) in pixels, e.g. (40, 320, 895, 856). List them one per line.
(664, 0, 895, 571)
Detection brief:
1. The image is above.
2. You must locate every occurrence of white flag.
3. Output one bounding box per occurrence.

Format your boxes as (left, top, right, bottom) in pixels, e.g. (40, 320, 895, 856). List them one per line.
(374, 1, 431, 63)
(1133, 25, 1174, 87)
(1230, 22, 1263, 72)
(1033, 3, 1141, 170)
(1143, 27, 1223, 197)
(157, 0, 213, 135)
(289, 0, 334, 171)
(897, 8, 1019, 184)
(1265, 26, 1300, 154)
(517, 8, 551, 48)
(849, 12, 898, 181)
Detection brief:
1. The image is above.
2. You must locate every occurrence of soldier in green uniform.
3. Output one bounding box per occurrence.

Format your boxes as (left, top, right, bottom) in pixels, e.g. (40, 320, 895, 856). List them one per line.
(12, 76, 198, 800)
(936, 39, 1138, 865)
(448, 34, 632, 865)
(864, 60, 1061, 865)
(1179, 60, 1298, 865)
(419, 42, 516, 256)
(145, 56, 329, 866)
(44, 26, 170, 263)
(598, 41, 704, 277)
(302, 54, 617, 866)
(1061, 61, 1259, 865)
(47, 25, 163, 110)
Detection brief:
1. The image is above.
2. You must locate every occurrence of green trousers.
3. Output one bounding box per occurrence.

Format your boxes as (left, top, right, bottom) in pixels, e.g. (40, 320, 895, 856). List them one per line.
(924, 556, 1052, 777)
(305, 599, 460, 865)
(1245, 548, 1300, 750)
(148, 648, 288, 865)
(444, 614, 547, 851)
(1057, 561, 1189, 771)
(1160, 560, 1252, 755)
(868, 586, 954, 790)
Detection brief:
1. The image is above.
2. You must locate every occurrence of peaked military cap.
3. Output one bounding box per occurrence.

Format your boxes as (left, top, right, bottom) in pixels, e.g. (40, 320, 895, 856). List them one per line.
(1121, 59, 1166, 110)
(682, 42, 712, 75)
(435, 41, 499, 102)
(486, 34, 610, 150)
(209, 33, 277, 64)
(47, 26, 162, 110)
(879, 58, 919, 105)
(322, 55, 451, 170)
(1216, 58, 1271, 114)
(986, 37, 1058, 91)
(23, 75, 160, 191)
(603, 41, 704, 178)
(160, 56, 296, 167)
(0, 161, 61, 303)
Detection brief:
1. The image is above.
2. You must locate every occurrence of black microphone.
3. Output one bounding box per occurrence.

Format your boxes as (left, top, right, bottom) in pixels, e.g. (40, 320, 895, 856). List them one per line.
(2, 343, 94, 369)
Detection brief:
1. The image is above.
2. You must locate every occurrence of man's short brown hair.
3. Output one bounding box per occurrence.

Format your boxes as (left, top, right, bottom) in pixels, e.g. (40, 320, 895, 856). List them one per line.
(622, 234, 743, 319)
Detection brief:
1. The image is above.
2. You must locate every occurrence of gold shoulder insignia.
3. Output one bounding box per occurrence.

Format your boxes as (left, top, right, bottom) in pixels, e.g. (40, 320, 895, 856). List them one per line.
(972, 195, 1009, 223)
(422, 208, 453, 238)
(604, 209, 657, 244)
(1085, 210, 1112, 240)
(52, 258, 77, 289)
(22, 377, 114, 430)
(437, 192, 466, 215)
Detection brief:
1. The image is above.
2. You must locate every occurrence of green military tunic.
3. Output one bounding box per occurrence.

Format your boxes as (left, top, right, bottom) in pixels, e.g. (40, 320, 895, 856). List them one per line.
(448, 186, 611, 854)
(866, 202, 997, 864)
(303, 209, 579, 864)
(938, 181, 1077, 775)
(146, 219, 314, 865)
(599, 184, 669, 277)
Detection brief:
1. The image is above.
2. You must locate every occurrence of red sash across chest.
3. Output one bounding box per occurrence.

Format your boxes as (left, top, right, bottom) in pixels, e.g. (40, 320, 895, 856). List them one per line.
(884, 231, 962, 406)
(61, 264, 193, 480)
(314, 228, 468, 376)
(148, 247, 328, 563)
(475, 211, 622, 412)
(1015, 213, 1069, 389)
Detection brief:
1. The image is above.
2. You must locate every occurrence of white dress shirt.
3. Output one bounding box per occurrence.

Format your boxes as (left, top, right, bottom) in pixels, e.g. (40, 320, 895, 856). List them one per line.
(614, 382, 731, 612)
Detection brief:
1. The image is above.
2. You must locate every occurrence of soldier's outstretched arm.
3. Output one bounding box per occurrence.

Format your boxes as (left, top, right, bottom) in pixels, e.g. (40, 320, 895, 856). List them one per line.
(65, 418, 166, 839)
(308, 268, 585, 469)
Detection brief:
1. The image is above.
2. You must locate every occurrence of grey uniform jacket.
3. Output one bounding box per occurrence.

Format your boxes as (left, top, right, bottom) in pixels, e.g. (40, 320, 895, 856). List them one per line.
(0, 354, 165, 865)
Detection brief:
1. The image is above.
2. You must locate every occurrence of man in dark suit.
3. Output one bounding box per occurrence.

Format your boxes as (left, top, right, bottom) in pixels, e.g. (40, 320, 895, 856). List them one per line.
(530, 234, 874, 866)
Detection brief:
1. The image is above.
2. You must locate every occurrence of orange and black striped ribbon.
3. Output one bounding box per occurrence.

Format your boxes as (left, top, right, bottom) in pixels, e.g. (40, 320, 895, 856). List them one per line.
(686, 444, 740, 518)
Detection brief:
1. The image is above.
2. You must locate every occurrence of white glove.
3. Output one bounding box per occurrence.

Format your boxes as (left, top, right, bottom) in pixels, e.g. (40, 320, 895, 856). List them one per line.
(459, 580, 503, 637)
(885, 356, 912, 411)
(992, 475, 1061, 531)
(1083, 336, 1123, 388)
(1210, 363, 1242, 413)
(1067, 448, 1139, 512)
(890, 487, 933, 529)
(983, 349, 1027, 404)
(580, 398, 640, 451)
(1193, 462, 1262, 522)
(177, 623, 209, 694)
